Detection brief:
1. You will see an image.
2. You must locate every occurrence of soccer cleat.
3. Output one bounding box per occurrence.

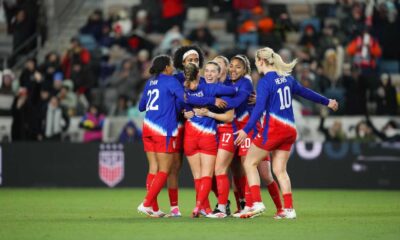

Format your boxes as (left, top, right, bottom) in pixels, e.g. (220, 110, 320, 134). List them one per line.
(233, 206, 252, 218)
(240, 202, 266, 219)
(240, 200, 246, 211)
(192, 207, 200, 218)
(199, 208, 212, 217)
(206, 209, 228, 219)
(226, 200, 231, 216)
(153, 210, 167, 218)
(165, 207, 182, 218)
(283, 208, 297, 219)
(137, 203, 157, 217)
(273, 209, 286, 219)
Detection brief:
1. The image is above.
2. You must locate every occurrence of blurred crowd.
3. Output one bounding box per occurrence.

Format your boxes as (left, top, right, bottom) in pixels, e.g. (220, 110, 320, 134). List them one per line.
(0, 0, 399, 142)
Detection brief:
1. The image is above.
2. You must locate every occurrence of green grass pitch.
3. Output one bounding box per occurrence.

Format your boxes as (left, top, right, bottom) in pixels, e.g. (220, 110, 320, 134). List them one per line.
(1, 188, 399, 240)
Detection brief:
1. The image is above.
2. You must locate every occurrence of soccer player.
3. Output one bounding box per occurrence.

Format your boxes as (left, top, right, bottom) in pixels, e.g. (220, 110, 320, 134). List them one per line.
(200, 55, 254, 218)
(234, 47, 339, 219)
(182, 63, 237, 218)
(137, 55, 213, 217)
(170, 46, 227, 217)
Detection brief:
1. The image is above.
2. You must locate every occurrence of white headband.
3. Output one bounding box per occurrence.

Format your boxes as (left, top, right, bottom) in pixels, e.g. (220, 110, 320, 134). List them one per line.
(183, 49, 199, 61)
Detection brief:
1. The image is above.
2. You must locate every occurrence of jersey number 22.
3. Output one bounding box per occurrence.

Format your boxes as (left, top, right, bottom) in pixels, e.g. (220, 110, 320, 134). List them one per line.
(146, 89, 159, 111)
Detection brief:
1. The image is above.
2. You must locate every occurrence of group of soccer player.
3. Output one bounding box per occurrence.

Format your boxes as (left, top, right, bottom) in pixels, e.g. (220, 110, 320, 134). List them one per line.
(137, 45, 339, 219)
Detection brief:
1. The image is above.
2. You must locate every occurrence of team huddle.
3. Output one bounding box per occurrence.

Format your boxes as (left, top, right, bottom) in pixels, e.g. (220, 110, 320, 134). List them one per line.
(137, 45, 339, 219)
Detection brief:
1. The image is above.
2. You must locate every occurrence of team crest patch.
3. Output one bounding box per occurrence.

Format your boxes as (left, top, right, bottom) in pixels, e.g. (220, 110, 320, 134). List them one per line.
(99, 144, 125, 187)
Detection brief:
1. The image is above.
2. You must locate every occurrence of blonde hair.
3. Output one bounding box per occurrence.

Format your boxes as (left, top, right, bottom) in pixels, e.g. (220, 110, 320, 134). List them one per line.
(214, 55, 229, 68)
(256, 47, 297, 76)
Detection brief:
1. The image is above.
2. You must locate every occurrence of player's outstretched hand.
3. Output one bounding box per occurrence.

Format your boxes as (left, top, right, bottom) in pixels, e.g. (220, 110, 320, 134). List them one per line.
(184, 110, 194, 119)
(215, 98, 227, 109)
(328, 99, 339, 112)
(234, 129, 247, 146)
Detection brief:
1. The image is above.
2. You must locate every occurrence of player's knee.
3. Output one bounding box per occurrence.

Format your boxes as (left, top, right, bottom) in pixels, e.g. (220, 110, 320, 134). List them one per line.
(273, 166, 286, 178)
(214, 165, 227, 175)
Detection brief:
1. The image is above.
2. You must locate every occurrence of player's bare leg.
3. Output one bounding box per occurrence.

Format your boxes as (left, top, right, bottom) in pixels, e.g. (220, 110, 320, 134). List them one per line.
(195, 153, 216, 217)
(241, 144, 268, 218)
(166, 152, 182, 217)
(138, 152, 174, 218)
(212, 150, 234, 216)
(258, 160, 284, 218)
(272, 150, 296, 219)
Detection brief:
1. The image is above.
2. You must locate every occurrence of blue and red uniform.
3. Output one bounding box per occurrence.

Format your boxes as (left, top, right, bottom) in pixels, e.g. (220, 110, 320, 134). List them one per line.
(174, 72, 207, 152)
(183, 82, 236, 156)
(139, 74, 209, 153)
(243, 71, 329, 151)
(223, 76, 255, 156)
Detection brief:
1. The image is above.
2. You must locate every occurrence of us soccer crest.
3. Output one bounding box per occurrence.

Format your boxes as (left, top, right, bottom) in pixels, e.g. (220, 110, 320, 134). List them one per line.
(99, 144, 125, 187)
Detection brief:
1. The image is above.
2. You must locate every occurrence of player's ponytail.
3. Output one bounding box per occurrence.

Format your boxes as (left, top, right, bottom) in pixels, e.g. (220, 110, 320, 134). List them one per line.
(183, 63, 199, 89)
(256, 47, 297, 76)
(149, 55, 172, 76)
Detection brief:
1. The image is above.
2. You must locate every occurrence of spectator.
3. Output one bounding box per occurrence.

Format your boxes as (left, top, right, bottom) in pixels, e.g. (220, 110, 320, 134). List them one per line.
(118, 120, 141, 143)
(353, 120, 375, 142)
(0, 69, 16, 115)
(51, 72, 64, 96)
(80, 10, 104, 42)
(70, 63, 96, 103)
(108, 95, 129, 116)
(79, 105, 105, 142)
(19, 58, 40, 91)
(99, 24, 114, 48)
(299, 25, 319, 55)
(39, 52, 62, 90)
(61, 37, 91, 79)
(342, 64, 368, 115)
(158, 26, 183, 54)
(372, 1, 400, 73)
(42, 96, 70, 141)
(366, 116, 400, 142)
(322, 49, 342, 84)
(160, 0, 185, 32)
(10, 8, 36, 63)
(112, 10, 132, 36)
(106, 58, 138, 102)
(375, 73, 398, 115)
(58, 80, 78, 116)
(346, 29, 382, 71)
(11, 87, 31, 141)
(132, 9, 151, 34)
(318, 109, 347, 141)
(136, 49, 151, 90)
(187, 24, 216, 48)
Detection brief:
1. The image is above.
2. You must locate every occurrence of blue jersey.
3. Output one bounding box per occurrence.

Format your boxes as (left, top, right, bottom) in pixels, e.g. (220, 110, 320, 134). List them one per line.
(224, 76, 254, 125)
(139, 74, 187, 137)
(243, 71, 329, 137)
(174, 72, 206, 85)
(186, 82, 236, 134)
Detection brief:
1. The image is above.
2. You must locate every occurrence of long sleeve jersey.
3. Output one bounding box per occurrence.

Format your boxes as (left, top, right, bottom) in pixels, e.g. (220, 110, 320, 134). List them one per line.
(243, 71, 329, 138)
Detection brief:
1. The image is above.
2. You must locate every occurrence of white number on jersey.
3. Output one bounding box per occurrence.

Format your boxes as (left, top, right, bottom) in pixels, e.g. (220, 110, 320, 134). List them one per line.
(277, 86, 291, 110)
(221, 133, 232, 143)
(146, 89, 159, 111)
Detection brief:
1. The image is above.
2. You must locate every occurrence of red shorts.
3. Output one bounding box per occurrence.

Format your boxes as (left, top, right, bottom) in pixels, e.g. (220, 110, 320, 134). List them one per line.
(143, 135, 177, 153)
(238, 130, 254, 156)
(184, 122, 218, 157)
(217, 125, 236, 153)
(253, 123, 297, 152)
(175, 124, 184, 152)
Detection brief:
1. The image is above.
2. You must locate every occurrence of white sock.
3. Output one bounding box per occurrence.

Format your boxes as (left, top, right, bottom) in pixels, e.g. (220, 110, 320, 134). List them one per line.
(217, 204, 226, 213)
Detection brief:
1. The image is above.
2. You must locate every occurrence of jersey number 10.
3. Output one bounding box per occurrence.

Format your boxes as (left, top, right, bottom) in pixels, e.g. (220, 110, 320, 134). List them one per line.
(146, 89, 159, 111)
(277, 86, 291, 110)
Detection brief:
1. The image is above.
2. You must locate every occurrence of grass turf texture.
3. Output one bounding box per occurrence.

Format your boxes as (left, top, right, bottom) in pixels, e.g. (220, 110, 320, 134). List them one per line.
(1, 189, 399, 240)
